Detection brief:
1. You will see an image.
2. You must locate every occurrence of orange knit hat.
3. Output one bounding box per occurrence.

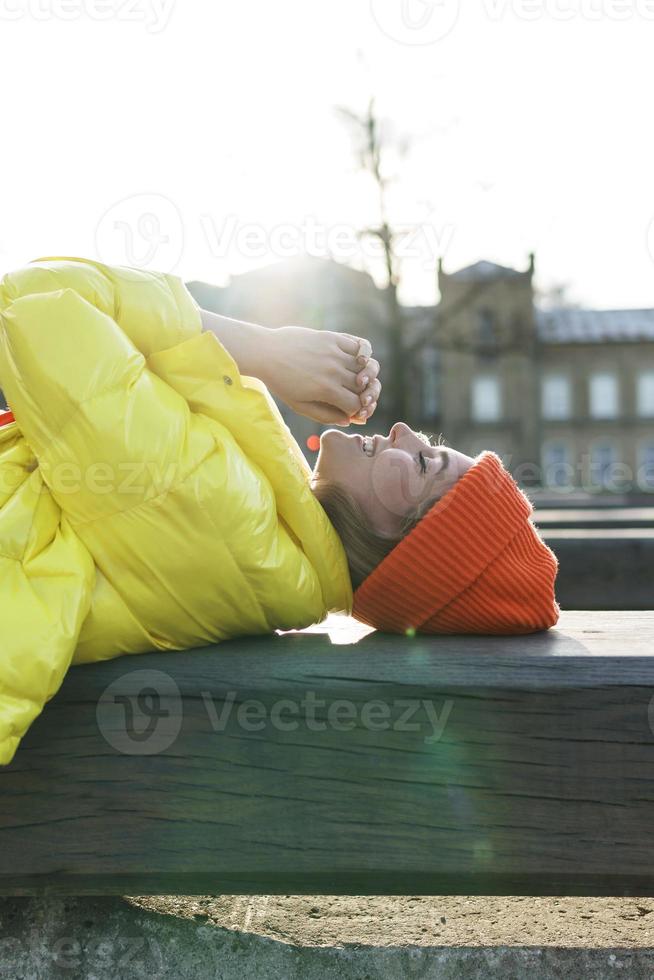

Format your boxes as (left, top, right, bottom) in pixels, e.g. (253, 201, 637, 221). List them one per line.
(352, 451, 559, 635)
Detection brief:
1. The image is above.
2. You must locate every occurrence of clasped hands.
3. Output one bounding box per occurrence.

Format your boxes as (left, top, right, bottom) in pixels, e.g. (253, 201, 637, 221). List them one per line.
(258, 324, 381, 427)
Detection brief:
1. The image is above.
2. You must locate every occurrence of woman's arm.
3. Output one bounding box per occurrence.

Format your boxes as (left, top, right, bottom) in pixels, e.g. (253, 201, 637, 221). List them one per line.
(199, 307, 270, 380)
(199, 307, 381, 426)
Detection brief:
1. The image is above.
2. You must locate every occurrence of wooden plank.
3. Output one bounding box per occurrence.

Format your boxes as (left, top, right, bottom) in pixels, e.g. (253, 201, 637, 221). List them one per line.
(1, 612, 654, 897)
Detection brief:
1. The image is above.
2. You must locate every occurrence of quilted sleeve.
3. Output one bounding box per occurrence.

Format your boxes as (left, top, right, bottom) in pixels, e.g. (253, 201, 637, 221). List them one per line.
(0, 285, 192, 526)
(0, 256, 202, 358)
(0, 278, 264, 651)
(0, 426, 94, 766)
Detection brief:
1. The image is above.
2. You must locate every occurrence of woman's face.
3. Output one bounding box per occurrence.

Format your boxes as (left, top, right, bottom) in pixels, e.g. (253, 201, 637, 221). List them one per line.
(311, 421, 476, 536)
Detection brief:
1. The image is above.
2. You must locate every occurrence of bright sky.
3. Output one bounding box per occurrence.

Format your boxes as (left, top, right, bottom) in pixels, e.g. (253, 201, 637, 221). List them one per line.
(1, 0, 653, 309)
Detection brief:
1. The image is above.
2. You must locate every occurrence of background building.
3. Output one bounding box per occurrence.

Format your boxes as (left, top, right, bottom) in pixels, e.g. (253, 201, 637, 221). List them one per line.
(187, 253, 654, 498)
(429, 257, 654, 496)
(4, 255, 650, 496)
(3, 254, 647, 496)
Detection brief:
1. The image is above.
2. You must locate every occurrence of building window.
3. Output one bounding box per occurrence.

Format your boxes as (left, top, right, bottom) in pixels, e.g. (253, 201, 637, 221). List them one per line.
(541, 441, 573, 489)
(477, 308, 497, 355)
(471, 374, 501, 422)
(421, 348, 440, 417)
(589, 372, 619, 419)
(541, 373, 571, 420)
(637, 442, 654, 491)
(589, 442, 619, 489)
(637, 371, 654, 417)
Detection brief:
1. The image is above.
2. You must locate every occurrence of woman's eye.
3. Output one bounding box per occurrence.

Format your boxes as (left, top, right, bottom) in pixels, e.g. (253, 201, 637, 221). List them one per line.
(418, 451, 427, 474)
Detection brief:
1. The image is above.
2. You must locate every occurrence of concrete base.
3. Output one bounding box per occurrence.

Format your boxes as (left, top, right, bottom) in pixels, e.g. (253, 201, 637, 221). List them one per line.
(1, 897, 654, 980)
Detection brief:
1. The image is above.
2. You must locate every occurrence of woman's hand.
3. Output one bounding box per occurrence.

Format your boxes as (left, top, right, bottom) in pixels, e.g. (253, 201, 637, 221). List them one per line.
(259, 325, 381, 426)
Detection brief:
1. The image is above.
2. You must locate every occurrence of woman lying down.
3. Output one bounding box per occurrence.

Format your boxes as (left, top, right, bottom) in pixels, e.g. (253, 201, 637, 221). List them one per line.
(0, 257, 558, 765)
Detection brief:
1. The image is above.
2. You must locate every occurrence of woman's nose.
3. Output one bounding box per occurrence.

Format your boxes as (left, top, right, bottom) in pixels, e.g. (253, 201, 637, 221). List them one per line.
(389, 421, 412, 445)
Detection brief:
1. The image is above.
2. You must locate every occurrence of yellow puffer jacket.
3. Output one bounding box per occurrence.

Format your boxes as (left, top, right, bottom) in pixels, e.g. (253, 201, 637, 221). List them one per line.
(0, 256, 353, 766)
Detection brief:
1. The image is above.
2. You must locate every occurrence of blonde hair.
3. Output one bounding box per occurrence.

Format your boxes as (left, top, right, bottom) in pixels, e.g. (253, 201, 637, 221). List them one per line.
(310, 477, 438, 589)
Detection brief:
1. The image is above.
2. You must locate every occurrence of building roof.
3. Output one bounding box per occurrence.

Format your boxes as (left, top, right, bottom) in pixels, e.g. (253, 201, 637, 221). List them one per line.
(185, 254, 654, 348)
(448, 260, 524, 281)
(223, 255, 378, 290)
(536, 307, 654, 343)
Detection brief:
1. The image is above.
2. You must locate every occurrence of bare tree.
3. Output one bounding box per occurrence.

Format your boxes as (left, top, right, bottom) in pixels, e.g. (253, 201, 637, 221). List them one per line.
(336, 98, 538, 422)
(534, 281, 581, 311)
(335, 97, 411, 420)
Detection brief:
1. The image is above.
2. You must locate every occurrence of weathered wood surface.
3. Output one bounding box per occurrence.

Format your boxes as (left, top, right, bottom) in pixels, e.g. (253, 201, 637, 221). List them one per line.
(1, 612, 654, 897)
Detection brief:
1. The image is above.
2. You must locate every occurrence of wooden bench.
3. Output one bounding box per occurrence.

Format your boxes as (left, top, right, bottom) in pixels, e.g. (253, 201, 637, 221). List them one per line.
(537, 506, 654, 529)
(2, 611, 653, 897)
(542, 531, 654, 609)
